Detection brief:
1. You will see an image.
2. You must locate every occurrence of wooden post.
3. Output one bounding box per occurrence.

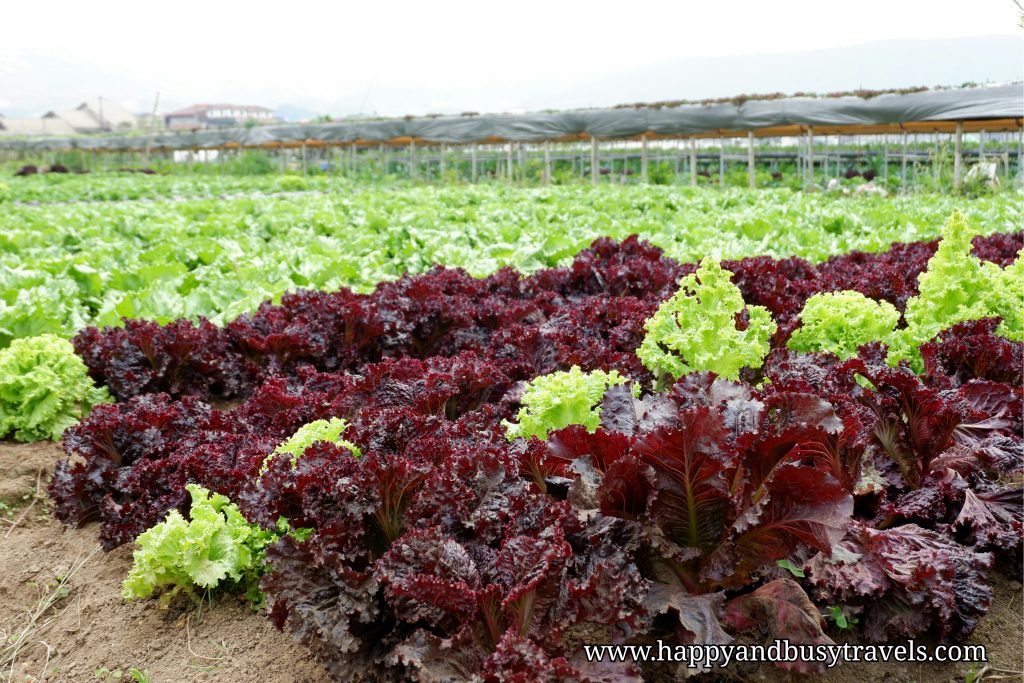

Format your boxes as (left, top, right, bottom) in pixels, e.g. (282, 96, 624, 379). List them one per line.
(689, 137, 697, 187)
(506, 143, 513, 182)
(517, 142, 525, 184)
(408, 140, 417, 179)
(953, 121, 964, 190)
(471, 145, 478, 182)
(439, 143, 446, 179)
(543, 141, 551, 185)
(747, 131, 756, 188)
(349, 144, 356, 177)
(300, 143, 308, 176)
(640, 135, 649, 184)
(379, 144, 386, 175)
(590, 137, 598, 186)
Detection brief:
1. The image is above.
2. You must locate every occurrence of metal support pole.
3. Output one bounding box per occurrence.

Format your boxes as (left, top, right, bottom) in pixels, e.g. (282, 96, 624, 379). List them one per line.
(805, 127, 814, 189)
(901, 131, 908, 194)
(953, 121, 964, 190)
(506, 143, 513, 182)
(640, 135, 649, 184)
(300, 143, 308, 176)
(1018, 130, 1023, 180)
(796, 139, 803, 182)
(439, 143, 446, 178)
(516, 142, 525, 184)
(882, 139, 889, 186)
(719, 140, 725, 186)
(689, 137, 697, 187)
(470, 146, 478, 182)
(590, 137, 598, 186)
(409, 140, 416, 179)
(912, 134, 920, 190)
(543, 141, 551, 185)
(747, 131, 756, 188)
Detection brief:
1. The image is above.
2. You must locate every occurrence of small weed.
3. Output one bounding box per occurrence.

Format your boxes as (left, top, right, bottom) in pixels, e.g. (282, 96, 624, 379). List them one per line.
(1, 546, 100, 681)
(824, 605, 858, 629)
(94, 667, 149, 681)
(776, 559, 805, 578)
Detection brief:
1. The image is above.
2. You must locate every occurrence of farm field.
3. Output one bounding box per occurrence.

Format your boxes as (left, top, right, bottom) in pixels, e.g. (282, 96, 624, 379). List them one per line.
(1, 172, 1022, 682)
(1, 180, 1020, 344)
(0, 171, 347, 204)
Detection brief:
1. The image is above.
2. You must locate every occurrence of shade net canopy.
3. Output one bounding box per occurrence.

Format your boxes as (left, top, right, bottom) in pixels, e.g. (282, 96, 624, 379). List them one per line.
(2, 84, 1020, 152)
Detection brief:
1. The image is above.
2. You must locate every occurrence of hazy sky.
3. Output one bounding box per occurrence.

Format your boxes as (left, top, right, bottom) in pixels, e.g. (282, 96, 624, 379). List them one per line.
(1, 0, 1020, 116)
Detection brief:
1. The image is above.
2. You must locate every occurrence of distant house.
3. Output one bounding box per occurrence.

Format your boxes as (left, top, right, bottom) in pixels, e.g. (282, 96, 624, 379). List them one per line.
(164, 104, 275, 130)
(0, 116, 76, 135)
(43, 100, 138, 133)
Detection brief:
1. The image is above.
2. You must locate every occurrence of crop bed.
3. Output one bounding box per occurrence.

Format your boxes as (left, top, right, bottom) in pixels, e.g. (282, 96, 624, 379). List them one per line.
(33, 223, 1021, 681)
(2, 185, 1018, 343)
(1, 173, 1022, 681)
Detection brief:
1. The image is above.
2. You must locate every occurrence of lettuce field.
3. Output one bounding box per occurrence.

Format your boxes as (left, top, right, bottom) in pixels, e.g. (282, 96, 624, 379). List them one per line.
(0, 175, 1022, 682)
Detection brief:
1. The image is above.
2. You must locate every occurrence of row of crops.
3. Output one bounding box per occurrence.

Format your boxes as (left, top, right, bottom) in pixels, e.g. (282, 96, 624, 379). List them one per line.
(0, 171, 336, 204)
(2, 184, 1019, 346)
(1, 174, 1021, 680)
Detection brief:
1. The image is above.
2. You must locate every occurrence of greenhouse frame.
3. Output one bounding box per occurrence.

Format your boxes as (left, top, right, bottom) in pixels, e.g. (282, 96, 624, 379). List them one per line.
(2, 83, 1021, 190)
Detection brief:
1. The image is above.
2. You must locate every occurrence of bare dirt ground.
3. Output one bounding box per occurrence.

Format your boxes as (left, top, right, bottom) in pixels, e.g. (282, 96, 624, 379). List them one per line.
(1, 440, 1020, 683)
(0, 442, 326, 683)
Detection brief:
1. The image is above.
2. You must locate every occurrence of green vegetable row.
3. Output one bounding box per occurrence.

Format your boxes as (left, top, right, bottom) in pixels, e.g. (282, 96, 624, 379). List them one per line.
(2, 185, 1020, 347)
(1, 172, 336, 204)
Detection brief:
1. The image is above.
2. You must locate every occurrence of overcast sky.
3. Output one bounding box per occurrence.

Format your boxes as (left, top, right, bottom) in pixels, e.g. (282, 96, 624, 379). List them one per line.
(0, 0, 1020, 117)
